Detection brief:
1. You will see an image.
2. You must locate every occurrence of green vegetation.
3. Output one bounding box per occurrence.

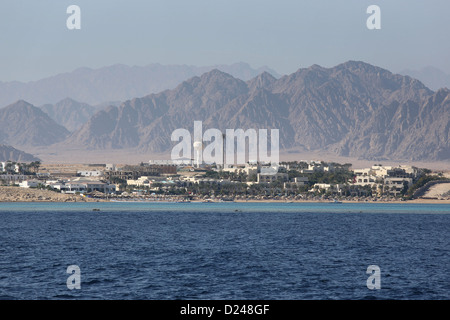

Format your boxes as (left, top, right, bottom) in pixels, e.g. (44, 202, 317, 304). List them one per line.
(109, 177, 127, 190)
(307, 170, 354, 185)
(115, 162, 359, 198)
(0, 161, 41, 175)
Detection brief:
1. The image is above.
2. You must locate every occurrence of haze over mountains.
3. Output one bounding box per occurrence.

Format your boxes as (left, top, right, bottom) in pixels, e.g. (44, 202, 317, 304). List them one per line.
(65, 61, 448, 162)
(0, 100, 69, 147)
(39, 98, 100, 132)
(0, 61, 449, 163)
(0, 145, 40, 162)
(400, 66, 450, 91)
(0, 62, 280, 107)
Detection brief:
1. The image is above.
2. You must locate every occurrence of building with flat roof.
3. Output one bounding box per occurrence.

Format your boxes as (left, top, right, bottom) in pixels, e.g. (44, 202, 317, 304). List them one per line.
(384, 177, 413, 197)
(46, 180, 116, 194)
(221, 164, 258, 176)
(257, 172, 289, 184)
(19, 180, 41, 188)
(77, 170, 103, 177)
(127, 176, 152, 187)
(106, 164, 177, 181)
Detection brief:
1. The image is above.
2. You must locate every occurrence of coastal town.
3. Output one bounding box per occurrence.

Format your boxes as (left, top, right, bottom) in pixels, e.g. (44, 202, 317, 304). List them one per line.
(1, 159, 449, 203)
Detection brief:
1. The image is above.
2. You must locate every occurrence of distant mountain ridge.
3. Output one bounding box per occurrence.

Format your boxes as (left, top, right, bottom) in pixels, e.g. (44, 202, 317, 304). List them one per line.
(39, 98, 99, 132)
(0, 62, 280, 107)
(63, 61, 449, 161)
(2, 61, 448, 162)
(0, 100, 70, 147)
(0, 145, 40, 162)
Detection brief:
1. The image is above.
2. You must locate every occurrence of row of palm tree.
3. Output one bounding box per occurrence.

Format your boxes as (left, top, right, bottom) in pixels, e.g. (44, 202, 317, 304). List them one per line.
(0, 161, 41, 174)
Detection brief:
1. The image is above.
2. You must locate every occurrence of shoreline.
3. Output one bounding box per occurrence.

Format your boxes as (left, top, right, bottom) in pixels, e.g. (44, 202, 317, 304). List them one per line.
(1, 186, 449, 204)
(1, 199, 449, 204)
(0, 186, 105, 203)
(233, 199, 450, 204)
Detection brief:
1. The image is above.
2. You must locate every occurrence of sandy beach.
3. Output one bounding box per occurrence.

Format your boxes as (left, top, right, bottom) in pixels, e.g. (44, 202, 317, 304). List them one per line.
(232, 199, 450, 204)
(0, 186, 103, 202)
(1, 186, 449, 204)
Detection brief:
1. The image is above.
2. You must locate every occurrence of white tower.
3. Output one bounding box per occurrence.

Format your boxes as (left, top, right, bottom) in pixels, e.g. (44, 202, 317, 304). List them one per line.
(193, 140, 203, 168)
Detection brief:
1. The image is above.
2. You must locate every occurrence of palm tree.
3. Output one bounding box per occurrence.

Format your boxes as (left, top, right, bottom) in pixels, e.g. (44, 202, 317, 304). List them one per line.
(30, 161, 41, 174)
(5, 162, 14, 174)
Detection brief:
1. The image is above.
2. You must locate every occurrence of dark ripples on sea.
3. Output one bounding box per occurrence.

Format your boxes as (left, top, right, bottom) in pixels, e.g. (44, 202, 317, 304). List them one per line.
(0, 203, 448, 299)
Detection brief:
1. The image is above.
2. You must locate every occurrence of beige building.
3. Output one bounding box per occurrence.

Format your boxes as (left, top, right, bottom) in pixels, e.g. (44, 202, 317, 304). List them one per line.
(127, 176, 152, 187)
(354, 168, 380, 187)
(19, 180, 41, 188)
(257, 172, 289, 183)
(384, 177, 413, 196)
(310, 183, 343, 193)
(301, 161, 335, 174)
(353, 165, 418, 196)
(222, 164, 258, 176)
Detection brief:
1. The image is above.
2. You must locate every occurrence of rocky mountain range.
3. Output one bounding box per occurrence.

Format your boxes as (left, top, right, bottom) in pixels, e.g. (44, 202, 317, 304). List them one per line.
(1, 61, 448, 162)
(39, 98, 99, 132)
(0, 100, 70, 147)
(0, 62, 279, 107)
(62, 61, 449, 161)
(0, 145, 40, 162)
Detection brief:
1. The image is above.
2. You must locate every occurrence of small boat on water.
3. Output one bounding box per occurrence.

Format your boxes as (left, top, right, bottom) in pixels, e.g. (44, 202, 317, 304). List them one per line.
(330, 199, 343, 204)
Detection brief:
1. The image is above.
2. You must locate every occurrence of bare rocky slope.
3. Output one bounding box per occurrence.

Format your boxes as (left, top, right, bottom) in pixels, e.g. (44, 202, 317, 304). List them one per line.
(0, 100, 70, 147)
(64, 61, 449, 161)
(0, 145, 40, 162)
(39, 98, 99, 132)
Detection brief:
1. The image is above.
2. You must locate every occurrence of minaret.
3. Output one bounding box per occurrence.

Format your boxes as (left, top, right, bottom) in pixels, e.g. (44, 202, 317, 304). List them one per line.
(222, 133, 226, 169)
(193, 141, 203, 168)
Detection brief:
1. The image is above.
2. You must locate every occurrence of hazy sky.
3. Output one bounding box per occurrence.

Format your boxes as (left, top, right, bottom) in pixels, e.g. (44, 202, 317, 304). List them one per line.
(1, 0, 449, 81)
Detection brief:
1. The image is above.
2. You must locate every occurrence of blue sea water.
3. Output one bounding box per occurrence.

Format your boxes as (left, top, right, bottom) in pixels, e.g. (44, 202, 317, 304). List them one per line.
(0, 202, 448, 300)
